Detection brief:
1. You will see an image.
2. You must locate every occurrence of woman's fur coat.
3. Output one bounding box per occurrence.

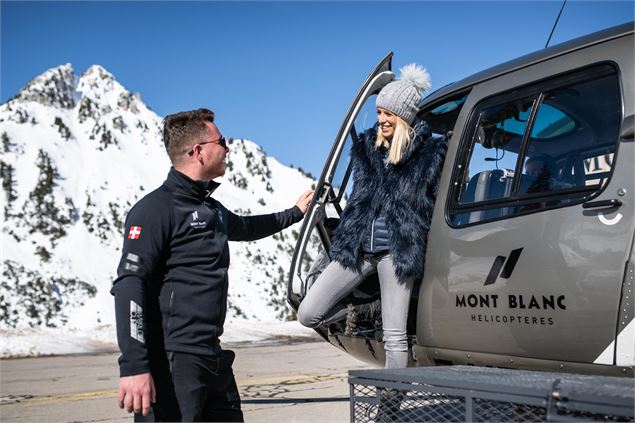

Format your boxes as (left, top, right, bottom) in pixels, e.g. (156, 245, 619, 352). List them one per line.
(329, 119, 447, 282)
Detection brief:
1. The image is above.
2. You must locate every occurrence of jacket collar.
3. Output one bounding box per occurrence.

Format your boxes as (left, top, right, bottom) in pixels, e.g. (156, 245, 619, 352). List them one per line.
(164, 167, 220, 200)
(392, 118, 432, 165)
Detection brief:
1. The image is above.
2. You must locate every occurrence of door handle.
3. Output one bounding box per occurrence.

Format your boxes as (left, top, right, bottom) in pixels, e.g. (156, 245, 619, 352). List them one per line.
(620, 114, 634, 140)
(582, 199, 622, 209)
(316, 183, 331, 203)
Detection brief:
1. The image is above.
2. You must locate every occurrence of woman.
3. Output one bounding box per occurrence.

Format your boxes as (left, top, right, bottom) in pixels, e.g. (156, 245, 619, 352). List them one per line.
(297, 64, 447, 369)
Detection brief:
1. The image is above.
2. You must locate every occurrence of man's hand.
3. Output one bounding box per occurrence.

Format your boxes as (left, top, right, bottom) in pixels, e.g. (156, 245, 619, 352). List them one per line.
(118, 372, 156, 416)
(295, 190, 314, 214)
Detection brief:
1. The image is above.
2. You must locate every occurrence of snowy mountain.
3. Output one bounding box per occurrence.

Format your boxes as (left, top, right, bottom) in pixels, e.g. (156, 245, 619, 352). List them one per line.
(0, 63, 318, 353)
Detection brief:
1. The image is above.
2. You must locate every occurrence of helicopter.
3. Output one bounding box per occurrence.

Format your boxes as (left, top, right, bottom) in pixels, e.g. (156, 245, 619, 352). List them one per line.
(287, 22, 634, 377)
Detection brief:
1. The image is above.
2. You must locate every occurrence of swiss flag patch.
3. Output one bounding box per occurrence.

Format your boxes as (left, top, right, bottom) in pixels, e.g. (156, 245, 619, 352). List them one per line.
(128, 226, 142, 240)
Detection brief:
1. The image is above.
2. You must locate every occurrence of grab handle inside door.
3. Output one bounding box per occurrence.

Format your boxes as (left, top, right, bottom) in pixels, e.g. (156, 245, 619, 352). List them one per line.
(582, 199, 622, 210)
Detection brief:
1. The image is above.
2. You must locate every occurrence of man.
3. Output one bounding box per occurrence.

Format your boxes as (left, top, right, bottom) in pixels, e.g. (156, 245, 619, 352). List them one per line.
(111, 108, 313, 421)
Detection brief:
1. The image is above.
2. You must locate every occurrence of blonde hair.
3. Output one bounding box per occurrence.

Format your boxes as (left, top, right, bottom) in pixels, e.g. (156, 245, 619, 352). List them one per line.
(375, 116, 416, 164)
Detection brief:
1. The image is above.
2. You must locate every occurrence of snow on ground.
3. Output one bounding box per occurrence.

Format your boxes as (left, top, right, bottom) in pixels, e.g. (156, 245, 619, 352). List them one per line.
(1, 63, 321, 359)
(0, 320, 318, 358)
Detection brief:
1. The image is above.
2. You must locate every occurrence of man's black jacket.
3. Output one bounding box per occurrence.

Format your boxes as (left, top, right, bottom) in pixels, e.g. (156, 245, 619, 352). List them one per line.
(111, 168, 303, 376)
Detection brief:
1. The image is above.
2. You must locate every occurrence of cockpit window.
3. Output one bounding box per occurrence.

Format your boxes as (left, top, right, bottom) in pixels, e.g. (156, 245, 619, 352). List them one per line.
(420, 92, 470, 140)
(449, 63, 622, 227)
(429, 95, 467, 115)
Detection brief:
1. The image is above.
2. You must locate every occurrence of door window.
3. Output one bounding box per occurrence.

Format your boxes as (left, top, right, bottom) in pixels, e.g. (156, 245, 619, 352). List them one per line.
(330, 95, 378, 204)
(295, 95, 382, 295)
(519, 74, 621, 195)
(449, 64, 622, 227)
(288, 53, 394, 305)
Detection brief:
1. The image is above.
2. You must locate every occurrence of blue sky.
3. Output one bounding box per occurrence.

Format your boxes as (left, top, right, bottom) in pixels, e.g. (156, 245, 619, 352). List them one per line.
(2, 1, 633, 177)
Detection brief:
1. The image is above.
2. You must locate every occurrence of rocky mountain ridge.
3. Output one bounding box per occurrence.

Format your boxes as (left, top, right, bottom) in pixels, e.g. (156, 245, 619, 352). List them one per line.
(0, 63, 317, 333)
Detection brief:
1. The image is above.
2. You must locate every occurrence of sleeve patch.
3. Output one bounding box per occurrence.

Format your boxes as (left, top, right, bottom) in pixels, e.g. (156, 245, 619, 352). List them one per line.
(128, 226, 142, 240)
(130, 300, 145, 344)
(126, 253, 140, 263)
(122, 252, 144, 274)
(124, 262, 140, 273)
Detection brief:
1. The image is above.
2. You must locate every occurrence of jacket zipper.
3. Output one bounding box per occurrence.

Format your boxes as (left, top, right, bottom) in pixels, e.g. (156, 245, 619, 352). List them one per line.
(370, 218, 376, 251)
(167, 290, 174, 333)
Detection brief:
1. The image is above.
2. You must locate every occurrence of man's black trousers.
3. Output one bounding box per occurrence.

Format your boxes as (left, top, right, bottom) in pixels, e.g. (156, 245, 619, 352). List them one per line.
(135, 349, 244, 422)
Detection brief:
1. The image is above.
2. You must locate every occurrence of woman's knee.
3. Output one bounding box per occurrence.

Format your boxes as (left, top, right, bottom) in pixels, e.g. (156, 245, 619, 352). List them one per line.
(296, 303, 320, 328)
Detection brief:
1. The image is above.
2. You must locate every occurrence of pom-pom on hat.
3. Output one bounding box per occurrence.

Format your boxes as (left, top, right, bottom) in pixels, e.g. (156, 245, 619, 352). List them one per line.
(376, 63, 431, 125)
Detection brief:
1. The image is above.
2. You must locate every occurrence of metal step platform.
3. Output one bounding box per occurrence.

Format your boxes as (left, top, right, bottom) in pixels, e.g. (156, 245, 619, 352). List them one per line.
(349, 366, 634, 422)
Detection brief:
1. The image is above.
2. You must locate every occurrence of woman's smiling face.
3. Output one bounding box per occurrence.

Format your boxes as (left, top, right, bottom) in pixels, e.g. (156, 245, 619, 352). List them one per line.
(377, 107, 397, 139)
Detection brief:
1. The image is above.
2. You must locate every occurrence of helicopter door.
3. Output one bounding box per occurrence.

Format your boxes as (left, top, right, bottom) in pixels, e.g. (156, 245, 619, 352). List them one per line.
(425, 59, 634, 368)
(288, 53, 394, 309)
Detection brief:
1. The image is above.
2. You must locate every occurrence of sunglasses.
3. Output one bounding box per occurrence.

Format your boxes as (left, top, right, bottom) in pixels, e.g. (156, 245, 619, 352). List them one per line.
(186, 136, 228, 156)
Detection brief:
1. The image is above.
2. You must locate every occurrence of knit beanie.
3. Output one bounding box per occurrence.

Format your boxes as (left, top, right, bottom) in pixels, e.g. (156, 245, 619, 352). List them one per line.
(376, 63, 431, 125)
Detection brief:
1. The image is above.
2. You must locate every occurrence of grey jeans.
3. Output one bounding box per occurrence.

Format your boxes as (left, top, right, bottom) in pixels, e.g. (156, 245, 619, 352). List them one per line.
(297, 254, 414, 369)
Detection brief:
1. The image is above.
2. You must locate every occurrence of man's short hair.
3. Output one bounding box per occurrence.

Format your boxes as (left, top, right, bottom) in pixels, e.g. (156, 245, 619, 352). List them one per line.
(163, 108, 215, 164)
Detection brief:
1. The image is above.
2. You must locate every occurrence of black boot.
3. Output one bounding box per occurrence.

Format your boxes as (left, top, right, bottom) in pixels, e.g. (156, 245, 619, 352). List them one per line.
(345, 299, 382, 336)
(376, 388, 405, 422)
